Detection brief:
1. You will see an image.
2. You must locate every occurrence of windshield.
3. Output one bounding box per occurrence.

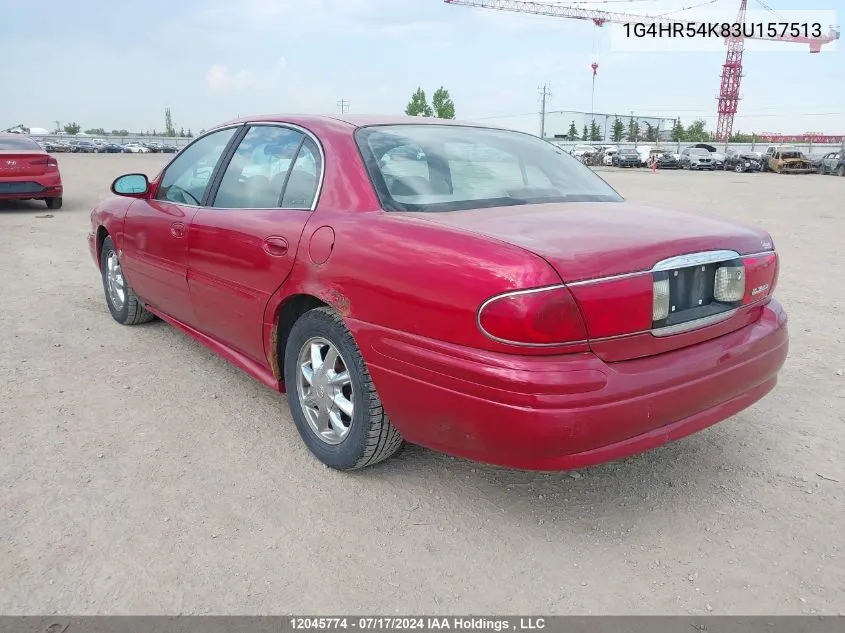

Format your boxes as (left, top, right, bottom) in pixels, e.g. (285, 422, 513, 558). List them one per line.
(781, 151, 803, 159)
(0, 135, 42, 151)
(620, 150, 637, 155)
(355, 124, 622, 213)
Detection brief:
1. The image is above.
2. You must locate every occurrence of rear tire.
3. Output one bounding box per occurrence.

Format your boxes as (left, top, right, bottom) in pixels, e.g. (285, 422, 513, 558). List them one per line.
(100, 236, 155, 325)
(45, 197, 62, 209)
(838, 165, 845, 177)
(284, 307, 403, 470)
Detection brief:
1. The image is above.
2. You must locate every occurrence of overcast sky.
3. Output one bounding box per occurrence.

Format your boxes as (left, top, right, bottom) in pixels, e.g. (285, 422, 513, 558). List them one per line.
(1, 0, 841, 136)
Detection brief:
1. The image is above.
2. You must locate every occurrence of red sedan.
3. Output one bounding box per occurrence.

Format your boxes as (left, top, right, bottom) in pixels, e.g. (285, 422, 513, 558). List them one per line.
(86, 115, 788, 471)
(0, 133, 63, 209)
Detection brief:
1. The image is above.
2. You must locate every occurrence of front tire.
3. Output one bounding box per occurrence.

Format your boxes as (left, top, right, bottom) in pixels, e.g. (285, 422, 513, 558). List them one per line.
(838, 165, 845, 177)
(45, 197, 62, 209)
(284, 307, 403, 470)
(100, 236, 155, 325)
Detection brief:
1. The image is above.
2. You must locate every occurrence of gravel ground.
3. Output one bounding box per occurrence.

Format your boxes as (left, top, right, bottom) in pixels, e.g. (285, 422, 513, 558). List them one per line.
(1, 154, 843, 615)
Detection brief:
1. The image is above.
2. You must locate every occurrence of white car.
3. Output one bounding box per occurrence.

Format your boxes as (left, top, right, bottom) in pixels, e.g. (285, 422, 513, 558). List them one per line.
(602, 148, 618, 165)
(123, 142, 150, 153)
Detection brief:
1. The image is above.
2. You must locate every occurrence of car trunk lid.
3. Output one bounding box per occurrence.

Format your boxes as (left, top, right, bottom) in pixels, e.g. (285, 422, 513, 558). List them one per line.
(405, 202, 777, 361)
(0, 151, 52, 177)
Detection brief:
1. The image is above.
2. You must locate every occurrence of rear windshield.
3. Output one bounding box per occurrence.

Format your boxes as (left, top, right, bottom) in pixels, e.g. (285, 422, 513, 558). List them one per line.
(355, 124, 622, 213)
(619, 150, 638, 155)
(0, 135, 41, 150)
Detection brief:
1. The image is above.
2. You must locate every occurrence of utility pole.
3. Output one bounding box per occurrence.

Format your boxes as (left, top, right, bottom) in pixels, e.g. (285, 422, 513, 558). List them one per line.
(538, 84, 551, 139)
(337, 99, 350, 114)
(55, 120, 61, 134)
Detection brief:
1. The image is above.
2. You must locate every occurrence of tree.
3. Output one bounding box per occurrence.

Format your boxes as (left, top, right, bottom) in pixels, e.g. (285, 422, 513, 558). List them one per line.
(164, 107, 176, 137)
(581, 124, 588, 141)
(611, 117, 625, 143)
(626, 118, 640, 142)
(671, 119, 686, 142)
(405, 87, 433, 117)
(645, 122, 658, 142)
(685, 118, 708, 141)
(179, 127, 186, 137)
(85, 128, 106, 135)
(187, 128, 194, 137)
(567, 121, 578, 139)
(589, 119, 602, 142)
(432, 86, 455, 119)
(63, 122, 81, 135)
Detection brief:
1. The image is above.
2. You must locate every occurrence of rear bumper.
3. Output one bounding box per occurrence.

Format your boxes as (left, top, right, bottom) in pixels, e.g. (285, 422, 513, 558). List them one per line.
(0, 174, 62, 199)
(351, 300, 788, 470)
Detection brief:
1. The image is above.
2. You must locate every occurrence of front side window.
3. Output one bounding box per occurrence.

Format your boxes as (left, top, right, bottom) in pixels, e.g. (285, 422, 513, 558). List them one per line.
(156, 127, 238, 205)
(356, 125, 621, 213)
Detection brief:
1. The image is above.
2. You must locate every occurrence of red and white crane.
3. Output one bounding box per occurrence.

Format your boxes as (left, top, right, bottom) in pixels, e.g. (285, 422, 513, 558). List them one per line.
(444, 0, 839, 142)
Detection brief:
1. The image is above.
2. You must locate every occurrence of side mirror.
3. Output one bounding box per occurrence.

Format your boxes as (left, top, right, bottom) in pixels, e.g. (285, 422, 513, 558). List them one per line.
(112, 173, 149, 197)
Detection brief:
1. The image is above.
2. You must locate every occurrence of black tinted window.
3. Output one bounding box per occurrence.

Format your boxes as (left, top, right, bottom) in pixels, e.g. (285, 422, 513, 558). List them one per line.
(356, 125, 621, 213)
(0, 135, 41, 150)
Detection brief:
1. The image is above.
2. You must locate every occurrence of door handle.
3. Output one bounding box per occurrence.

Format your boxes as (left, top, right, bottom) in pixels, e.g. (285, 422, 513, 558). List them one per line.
(263, 236, 289, 257)
(170, 222, 186, 238)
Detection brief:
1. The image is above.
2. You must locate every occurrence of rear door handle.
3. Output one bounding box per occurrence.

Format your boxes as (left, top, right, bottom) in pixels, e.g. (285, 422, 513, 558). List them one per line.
(170, 222, 186, 238)
(263, 236, 289, 257)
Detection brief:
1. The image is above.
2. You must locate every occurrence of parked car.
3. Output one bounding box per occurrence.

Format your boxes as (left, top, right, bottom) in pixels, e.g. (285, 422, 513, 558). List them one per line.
(99, 143, 125, 153)
(613, 148, 640, 167)
(724, 149, 763, 173)
(0, 132, 63, 209)
(679, 147, 715, 170)
(767, 148, 812, 174)
(817, 151, 845, 176)
(652, 151, 680, 169)
(160, 144, 179, 153)
(50, 141, 71, 153)
(123, 142, 150, 153)
(87, 114, 788, 471)
(70, 140, 97, 153)
(602, 147, 618, 166)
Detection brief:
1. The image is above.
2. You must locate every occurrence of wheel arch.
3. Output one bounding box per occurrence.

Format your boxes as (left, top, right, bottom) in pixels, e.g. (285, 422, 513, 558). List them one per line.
(266, 293, 331, 385)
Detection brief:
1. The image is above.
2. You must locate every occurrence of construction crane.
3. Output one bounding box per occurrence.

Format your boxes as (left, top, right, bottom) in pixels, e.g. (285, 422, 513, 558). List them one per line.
(444, 0, 840, 142)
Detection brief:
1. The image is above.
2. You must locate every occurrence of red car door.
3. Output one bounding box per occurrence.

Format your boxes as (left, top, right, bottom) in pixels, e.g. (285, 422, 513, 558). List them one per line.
(187, 124, 323, 362)
(121, 127, 240, 326)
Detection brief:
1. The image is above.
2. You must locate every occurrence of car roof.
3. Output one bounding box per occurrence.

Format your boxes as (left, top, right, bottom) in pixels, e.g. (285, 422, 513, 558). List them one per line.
(213, 113, 514, 133)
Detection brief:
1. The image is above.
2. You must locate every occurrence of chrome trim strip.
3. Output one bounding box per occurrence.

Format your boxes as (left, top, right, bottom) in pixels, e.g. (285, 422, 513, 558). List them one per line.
(651, 309, 737, 337)
(651, 249, 741, 271)
(566, 270, 649, 287)
(476, 284, 589, 348)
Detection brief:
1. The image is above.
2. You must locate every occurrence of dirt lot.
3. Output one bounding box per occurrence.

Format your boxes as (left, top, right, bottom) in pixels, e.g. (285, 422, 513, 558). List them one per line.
(1, 154, 843, 615)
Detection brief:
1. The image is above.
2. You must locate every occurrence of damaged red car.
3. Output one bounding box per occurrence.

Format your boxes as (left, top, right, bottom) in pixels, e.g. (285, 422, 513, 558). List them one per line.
(87, 115, 788, 471)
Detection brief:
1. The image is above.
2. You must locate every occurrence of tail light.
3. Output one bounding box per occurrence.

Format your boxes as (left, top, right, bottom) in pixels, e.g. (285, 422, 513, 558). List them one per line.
(477, 285, 587, 346)
(568, 275, 654, 339)
(739, 251, 778, 304)
(30, 157, 59, 170)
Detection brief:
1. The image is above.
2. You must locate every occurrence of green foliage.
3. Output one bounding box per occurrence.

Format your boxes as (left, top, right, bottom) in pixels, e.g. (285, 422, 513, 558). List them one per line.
(63, 122, 81, 135)
(645, 122, 658, 142)
(611, 117, 625, 143)
(405, 87, 433, 117)
(164, 107, 176, 137)
(84, 128, 107, 135)
(589, 119, 602, 142)
(567, 121, 578, 139)
(582, 125, 589, 141)
(626, 118, 640, 142)
(685, 119, 709, 141)
(671, 119, 685, 142)
(432, 87, 456, 119)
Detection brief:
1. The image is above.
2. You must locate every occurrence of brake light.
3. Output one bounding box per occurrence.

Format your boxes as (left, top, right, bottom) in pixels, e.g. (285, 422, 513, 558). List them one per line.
(477, 285, 587, 346)
(740, 252, 778, 304)
(568, 275, 654, 339)
(30, 157, 59, 170)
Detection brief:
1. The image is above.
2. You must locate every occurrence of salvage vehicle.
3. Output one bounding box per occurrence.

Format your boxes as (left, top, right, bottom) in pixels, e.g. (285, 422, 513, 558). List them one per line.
(613, 148, 640, 167)
(768, 148, 812, 174)
(0, 132, 63, 208)
(652, 151, 680, 169)
(818, 151, 845, 176)
(724, 149, 763, 173)
(87, 115, 788, 471)
(679, 147, 715, 170)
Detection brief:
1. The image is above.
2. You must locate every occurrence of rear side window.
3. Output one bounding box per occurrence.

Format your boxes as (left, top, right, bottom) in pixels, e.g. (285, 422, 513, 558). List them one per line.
(0, 135, 41, 150)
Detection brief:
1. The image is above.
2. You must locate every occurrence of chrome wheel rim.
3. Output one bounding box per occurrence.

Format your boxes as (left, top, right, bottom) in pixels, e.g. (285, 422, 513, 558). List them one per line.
(296, 337, 354, 445)
(106, 250, 126, 311)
